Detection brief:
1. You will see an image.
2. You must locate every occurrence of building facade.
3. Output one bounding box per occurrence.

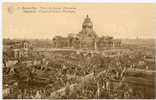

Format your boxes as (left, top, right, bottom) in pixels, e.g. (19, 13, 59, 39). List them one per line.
(53, 15, 121, 50)
(4, 40, 32, 59)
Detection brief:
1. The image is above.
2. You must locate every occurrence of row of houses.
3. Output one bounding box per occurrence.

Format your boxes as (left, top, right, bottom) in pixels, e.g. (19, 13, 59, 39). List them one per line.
(3, 40, 32, 59)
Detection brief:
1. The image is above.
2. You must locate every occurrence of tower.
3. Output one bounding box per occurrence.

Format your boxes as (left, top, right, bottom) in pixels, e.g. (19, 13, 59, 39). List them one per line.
(79, 15, 97, 50)
(82, 15, 93, 34)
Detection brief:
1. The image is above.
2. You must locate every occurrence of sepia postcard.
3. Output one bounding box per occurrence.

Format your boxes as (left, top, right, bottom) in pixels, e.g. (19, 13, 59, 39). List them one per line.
(2, 3, 156, 99)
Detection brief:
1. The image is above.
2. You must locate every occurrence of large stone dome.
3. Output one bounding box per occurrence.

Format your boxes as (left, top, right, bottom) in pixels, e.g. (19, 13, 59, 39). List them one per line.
(82, 15, 93, 28)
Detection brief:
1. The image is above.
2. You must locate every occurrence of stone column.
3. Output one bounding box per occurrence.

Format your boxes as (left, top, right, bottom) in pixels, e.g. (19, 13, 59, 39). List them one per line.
(94, 39, 97, 50)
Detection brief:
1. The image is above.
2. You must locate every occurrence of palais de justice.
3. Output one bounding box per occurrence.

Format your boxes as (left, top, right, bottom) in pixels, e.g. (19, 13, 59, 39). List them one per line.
(53, 15, 121, 50)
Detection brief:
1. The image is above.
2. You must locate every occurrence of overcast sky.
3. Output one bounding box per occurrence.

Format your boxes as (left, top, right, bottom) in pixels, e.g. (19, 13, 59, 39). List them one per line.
(3, 3, 156, 39)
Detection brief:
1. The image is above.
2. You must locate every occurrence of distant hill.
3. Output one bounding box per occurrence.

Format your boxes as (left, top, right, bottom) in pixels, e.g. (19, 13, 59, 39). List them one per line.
(121, 38, 155, 47)
(3, 38, 156, 49)
(3, 38, 54, 48)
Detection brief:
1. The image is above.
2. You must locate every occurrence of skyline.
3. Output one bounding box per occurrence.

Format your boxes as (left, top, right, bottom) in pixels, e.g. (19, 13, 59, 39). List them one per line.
(3, 3, 156, 39)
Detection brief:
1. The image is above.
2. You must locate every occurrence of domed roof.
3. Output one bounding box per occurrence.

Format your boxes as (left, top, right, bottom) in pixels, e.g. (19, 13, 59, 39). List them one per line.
(82, 15, 93, 28)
